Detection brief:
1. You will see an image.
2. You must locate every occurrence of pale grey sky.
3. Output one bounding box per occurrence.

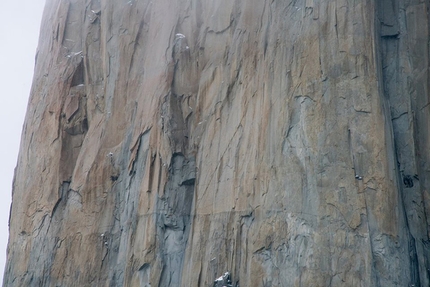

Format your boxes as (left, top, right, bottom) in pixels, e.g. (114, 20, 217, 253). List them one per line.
(0, 0, 45, 282)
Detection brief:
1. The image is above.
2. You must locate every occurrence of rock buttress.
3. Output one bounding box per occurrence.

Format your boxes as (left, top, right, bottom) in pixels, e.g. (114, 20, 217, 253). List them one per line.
(4, 0, 430, 286)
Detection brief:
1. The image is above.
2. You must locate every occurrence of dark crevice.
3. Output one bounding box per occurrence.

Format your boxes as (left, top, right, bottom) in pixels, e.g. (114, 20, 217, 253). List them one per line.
(70, 60, 85, 87)
(409, 236, 421, 286)
(51, 181, 70, 223)
(376, 0, 429, 285)
(403, 174, 414, 188)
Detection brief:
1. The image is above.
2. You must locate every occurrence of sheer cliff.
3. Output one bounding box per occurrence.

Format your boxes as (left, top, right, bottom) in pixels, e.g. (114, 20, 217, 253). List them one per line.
(4, 0, 430, 286)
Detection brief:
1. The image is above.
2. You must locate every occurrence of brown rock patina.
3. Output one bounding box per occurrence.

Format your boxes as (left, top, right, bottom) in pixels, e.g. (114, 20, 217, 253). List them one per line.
(4, 0, 430, 286)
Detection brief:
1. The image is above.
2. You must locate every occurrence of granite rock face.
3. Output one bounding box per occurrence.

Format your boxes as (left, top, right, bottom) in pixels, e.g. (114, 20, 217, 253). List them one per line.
(4, 0, 430, 286)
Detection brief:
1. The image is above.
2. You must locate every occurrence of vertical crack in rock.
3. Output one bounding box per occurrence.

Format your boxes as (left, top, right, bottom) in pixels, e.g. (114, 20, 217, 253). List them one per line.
(156, 153, 195, 287)
(156, 36, 197, 284)
(377, 0, 430, 286)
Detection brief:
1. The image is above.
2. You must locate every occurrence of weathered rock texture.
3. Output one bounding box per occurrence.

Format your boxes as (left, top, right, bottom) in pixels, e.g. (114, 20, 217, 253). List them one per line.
(4, 0, 430, 286)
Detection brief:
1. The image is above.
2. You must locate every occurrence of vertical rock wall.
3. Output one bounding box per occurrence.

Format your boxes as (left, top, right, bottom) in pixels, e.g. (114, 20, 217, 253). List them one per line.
(4, 0, 430, 286)
(378, 0, 430, 285)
